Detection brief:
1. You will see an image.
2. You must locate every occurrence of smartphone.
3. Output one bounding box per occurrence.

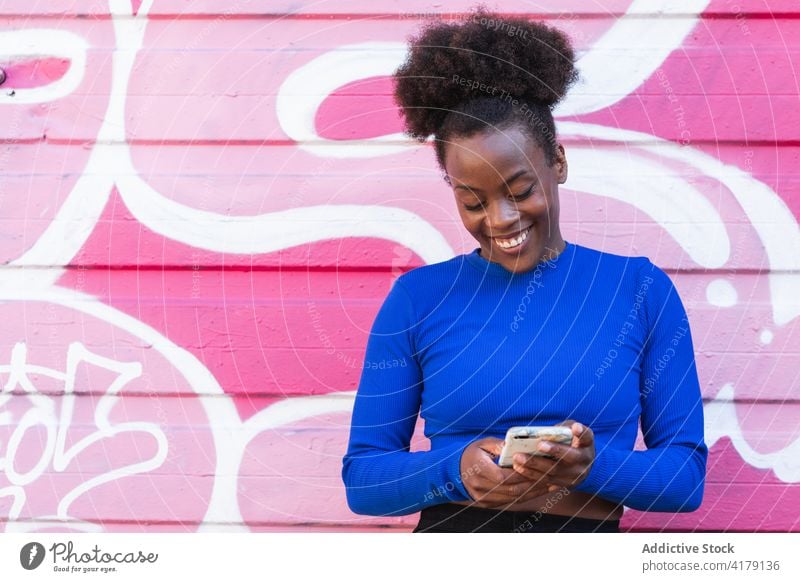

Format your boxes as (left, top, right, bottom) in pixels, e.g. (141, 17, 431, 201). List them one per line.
(496, 426, 573, 467)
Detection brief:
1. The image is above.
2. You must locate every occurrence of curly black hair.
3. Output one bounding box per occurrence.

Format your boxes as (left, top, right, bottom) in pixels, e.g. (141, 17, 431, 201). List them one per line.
(393, 8, 579, 169)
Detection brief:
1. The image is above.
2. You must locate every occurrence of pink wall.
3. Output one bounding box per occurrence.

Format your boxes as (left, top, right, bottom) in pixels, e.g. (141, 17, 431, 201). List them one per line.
(1, 0, 798, 532)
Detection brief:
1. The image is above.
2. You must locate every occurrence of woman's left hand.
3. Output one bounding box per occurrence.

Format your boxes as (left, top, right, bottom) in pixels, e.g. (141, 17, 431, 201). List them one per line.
(511, 420, 595, 492)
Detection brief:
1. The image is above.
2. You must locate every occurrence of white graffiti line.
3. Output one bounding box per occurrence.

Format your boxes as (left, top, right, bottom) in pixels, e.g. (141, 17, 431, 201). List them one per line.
(2, 287, 360, 530)
(0, 395, 56, 487)
(114, 177, 455, 263)
(0, 286, 247, 530)
(110, 0, 154, 17)
(240, 392, 355, 444)
(2, 343, 67, 393)
(705, 384, 800, 483)
(201, 392, 356, 530)
(565, 145, 730, 268)
(0, 340, 168, 522)
(53, 342, 168, 519)
(110, 26, 451, 261)
(556, 0, 712, 116)
(277, 42, 412, 158)
(0, 29, 88, 104)
(19, 5, 456, 267)
(1, 344, 58, 485)
(0, 26, 106, 282)
(276, 1, 711, 155)
(560, 121, 800, 327)
(0, 0, 724, 273)
(6, 0, 150, 274)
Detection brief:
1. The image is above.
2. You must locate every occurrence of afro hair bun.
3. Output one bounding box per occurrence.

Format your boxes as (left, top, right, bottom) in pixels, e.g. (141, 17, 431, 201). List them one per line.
(393, 8, 579, 141)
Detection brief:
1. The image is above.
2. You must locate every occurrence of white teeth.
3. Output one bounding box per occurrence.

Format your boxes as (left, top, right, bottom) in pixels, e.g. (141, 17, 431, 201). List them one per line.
(495, 227, 531, 249)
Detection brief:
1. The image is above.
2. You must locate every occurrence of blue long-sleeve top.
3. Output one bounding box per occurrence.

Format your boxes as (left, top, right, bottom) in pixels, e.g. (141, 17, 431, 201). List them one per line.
(342, 241, 707, 516)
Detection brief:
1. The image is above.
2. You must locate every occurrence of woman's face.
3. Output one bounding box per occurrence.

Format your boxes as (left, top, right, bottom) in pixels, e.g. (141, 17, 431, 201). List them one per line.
(444, 125, 568, 274)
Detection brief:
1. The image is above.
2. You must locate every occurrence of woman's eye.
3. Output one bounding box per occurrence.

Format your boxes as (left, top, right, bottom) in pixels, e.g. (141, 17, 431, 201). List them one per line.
(462, 184, 534, 211)
(512, 184, 535, 201)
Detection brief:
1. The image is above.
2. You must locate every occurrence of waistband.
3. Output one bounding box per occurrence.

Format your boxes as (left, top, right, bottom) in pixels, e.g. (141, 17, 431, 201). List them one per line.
(414, 503, 621, 533)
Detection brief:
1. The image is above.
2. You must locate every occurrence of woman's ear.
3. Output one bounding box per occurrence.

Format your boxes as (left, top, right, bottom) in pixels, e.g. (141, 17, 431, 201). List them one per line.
(555, 143, 568, 184)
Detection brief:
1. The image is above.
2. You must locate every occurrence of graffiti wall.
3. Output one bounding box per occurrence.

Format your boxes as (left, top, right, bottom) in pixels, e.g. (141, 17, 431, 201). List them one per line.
(1, 0, 798, 532)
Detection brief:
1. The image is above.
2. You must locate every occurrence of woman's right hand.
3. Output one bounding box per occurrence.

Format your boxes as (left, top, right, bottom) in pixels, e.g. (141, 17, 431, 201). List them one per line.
(459, 437, 551, 509)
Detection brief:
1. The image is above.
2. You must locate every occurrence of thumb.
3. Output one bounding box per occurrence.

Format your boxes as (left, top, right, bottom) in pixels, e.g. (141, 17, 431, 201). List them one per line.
(571, 422, 594, 448)
(478, 437, 505, 458)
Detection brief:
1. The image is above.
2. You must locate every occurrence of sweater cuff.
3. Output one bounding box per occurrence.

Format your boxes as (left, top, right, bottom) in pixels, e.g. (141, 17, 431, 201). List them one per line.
(573, 443, 617, 496)
(438, 440, 474, 503)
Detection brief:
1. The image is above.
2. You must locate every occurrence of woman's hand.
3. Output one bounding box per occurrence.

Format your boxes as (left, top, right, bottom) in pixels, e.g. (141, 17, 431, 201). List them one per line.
(460, 437, 551, 509)
(511, 421, 595, 492)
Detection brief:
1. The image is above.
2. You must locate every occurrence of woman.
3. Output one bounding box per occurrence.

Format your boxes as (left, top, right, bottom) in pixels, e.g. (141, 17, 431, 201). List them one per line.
(341, 9, 707, 533)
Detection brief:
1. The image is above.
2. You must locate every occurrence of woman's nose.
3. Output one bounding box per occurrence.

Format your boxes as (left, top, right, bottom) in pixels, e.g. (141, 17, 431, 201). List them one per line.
(486, 198, 521, 232)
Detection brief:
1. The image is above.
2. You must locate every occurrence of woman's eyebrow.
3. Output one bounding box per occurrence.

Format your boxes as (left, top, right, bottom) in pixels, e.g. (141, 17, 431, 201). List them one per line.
(502, 169, 530, 185)
(453, 169, 530, 193)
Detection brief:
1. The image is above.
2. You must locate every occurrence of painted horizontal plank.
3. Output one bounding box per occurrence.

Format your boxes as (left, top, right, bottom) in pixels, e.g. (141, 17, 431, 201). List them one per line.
(25, 274, 788, 335)
(2, 15, 798, 144)
(5, 400, 778, 482)
(8, 342, 792, 401)
(5, 14, 793, 59)
(624, 482, 800, 531)
(0, 182, 796, 268)
(3, 142, 795, 233)
(3, 142, 794, 176)
(121, 17, 800, 51)
(1, 159, 796, 259)
(0, 381, 795, 423)
(2, 387, 796, 531)
(0, 519, 409, 532)
(1, 390, 797, 437)
(39, 264, 800, 403)
(50, 268, 791, 320)
(6, 186, 795, 273)
(1, 1, 798, 17)
(3, 94, 796, 145)
(113, 49, 800, 98)
(4, 183, 795, 231)
(2, 18, 797, 82)
(0, 16, 792, 82)
(35, 269, 797, 336)
(9, 176, 799, 223)
(2, 332, 796, 401)
(3, 396, 798, 530)
(3, 476, 796, 530)
(34, 222, 787, 271)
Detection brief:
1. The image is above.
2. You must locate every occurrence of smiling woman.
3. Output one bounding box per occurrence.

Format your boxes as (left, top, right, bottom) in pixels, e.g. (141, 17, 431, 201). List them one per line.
(445, 127, 566, 267)
(341, 8, 707, 533)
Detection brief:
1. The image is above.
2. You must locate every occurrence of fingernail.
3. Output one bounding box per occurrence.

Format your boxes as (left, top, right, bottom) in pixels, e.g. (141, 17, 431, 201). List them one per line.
(513, 453, 525, 464)
(538, 442, 551, 453)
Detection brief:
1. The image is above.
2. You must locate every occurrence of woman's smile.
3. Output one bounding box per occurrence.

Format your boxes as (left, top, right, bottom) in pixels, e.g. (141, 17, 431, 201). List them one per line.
(492, 225, 532, 251)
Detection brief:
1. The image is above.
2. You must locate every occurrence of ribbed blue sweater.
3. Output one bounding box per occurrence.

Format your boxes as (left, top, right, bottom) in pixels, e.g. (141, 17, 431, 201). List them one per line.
(342, 241, 707, 516)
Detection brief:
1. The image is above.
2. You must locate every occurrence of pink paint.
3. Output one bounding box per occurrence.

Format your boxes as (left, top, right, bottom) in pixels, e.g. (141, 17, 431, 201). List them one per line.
(316, 76, 403, 140)
(1, 57, 70, 88)
(0, 18, 113, 265)
(0, 302, 215, 530)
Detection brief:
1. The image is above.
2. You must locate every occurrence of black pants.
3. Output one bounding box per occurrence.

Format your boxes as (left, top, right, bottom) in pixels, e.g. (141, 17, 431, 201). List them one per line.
(413, 503, 620, 533)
